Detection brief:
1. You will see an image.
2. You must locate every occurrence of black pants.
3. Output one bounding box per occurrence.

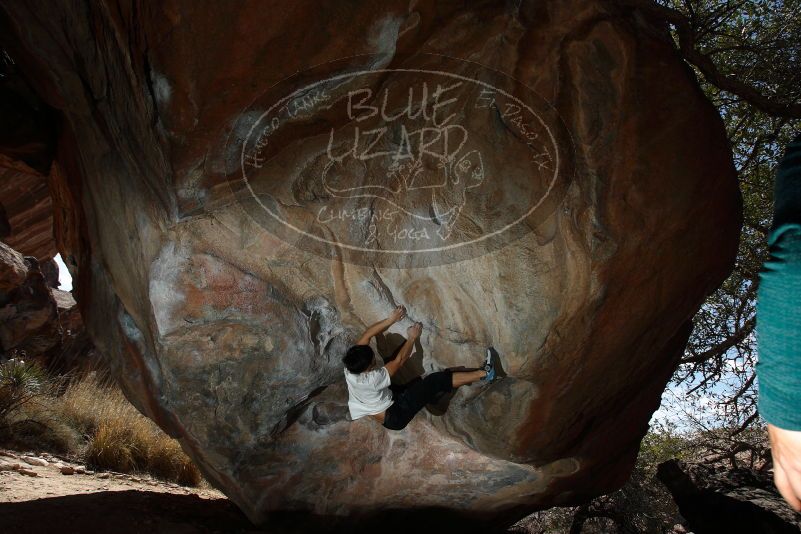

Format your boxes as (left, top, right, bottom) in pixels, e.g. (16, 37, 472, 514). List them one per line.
(382, 370, 454, 430)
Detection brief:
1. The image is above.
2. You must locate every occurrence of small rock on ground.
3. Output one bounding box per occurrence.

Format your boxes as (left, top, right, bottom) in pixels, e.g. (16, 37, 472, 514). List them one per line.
(21, 456, 48, 467)
(0, 460, 20, 471)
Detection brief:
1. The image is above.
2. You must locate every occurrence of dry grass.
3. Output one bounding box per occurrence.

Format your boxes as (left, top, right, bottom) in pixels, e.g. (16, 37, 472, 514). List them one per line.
(0, 362, 202, 486)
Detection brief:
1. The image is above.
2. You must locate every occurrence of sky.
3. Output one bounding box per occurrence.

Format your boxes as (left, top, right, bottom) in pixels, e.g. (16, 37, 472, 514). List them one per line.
(54, 253, 73, 291)
(649, 364, 755, 434)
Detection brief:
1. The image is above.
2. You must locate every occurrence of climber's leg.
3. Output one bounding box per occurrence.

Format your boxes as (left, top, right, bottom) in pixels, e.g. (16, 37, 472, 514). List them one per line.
(388, 382, 408, 397)
(382, 370, 453, 430)
(421, 369, 454, 401)
(451, 369, 487, 387)
(449, 348, 496, 386)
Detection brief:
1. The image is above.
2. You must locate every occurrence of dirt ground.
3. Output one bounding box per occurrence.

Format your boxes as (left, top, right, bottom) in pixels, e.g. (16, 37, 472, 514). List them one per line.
(0, 448, 264, 534)
(1, 447, 535, 533)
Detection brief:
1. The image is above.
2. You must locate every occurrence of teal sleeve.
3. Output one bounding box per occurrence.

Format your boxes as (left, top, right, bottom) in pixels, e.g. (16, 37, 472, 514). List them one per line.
(756, 133, 801, 431)
(772, 134, 801, 229)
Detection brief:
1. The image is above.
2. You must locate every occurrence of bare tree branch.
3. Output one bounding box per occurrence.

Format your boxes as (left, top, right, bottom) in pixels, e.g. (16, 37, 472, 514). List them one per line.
(619, 0, 801, 119)
(681, 316, 755, 364)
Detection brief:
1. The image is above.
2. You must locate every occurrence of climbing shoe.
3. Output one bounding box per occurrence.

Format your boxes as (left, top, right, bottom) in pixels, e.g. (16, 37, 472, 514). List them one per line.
(481, 347, 496, 382)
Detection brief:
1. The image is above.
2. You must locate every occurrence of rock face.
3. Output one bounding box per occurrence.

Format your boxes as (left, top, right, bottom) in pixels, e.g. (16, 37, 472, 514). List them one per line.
(0, 47, 57, 261)
(0, 241, 60, 359)
(0, 240, 93, 371)
(0, 0, 741, 530)
(0, 156, 55, 260)
(658, 460, 801, 534)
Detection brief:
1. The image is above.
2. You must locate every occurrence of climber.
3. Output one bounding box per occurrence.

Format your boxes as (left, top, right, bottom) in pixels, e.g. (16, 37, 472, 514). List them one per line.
(756, 132, 801, 512)
(342, 305, 497, 430)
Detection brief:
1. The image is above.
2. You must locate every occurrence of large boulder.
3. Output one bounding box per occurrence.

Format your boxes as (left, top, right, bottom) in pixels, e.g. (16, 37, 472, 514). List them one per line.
(657, 459, 801, 534)
(0, 0, 741, 530)
(0, 240, 94, 372)
(0, 241, 60, 359)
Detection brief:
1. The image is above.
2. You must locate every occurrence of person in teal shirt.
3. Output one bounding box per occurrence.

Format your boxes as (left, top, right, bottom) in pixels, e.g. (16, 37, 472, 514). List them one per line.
(756, 132, 801, 512)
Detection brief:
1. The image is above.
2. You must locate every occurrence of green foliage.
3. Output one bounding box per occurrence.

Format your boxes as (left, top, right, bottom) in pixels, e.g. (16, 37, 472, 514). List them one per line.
(0, 363, 203, 486)
(0, 357, 49, 422)
(638, 421, 691, 468)
(658, 0, 801, 441)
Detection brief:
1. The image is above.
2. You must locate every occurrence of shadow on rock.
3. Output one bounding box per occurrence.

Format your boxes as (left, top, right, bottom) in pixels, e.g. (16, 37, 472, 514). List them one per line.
(0, 489, 526, 534)
(0, 490, 261, 534)
(657, 459, 801, 534)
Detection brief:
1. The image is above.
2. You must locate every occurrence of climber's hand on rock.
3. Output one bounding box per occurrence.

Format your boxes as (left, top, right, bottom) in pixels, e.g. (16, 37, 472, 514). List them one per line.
(768, 423, 801, 512)
(389, 305, 406, 323)
(406, 322, 422, 340)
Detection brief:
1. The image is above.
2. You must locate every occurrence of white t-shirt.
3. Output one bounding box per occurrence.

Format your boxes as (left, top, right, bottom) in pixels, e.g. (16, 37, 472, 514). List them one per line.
(344, 366, 394, 420)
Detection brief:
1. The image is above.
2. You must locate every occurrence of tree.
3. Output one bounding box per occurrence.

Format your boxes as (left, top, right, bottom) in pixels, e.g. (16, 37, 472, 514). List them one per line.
(637, 0, 801, 456)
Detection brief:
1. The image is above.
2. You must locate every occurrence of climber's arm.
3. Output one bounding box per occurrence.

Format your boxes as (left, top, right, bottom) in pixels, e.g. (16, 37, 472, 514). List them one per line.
(356, 305, 406, 345)
(385, 322, 422, 377)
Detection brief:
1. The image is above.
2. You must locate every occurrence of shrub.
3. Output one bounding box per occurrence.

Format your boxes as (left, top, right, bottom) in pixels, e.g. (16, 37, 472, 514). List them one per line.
(0, 358, 79, 451)
(146, 433, 203, 486)
(64, 371, 202, 485)
(0, 357, 48, 421)
(0, 361, 202, 486)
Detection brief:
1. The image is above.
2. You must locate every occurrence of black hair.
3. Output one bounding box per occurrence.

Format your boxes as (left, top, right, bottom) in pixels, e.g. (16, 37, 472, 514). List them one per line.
(343, 344, 374, 374)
